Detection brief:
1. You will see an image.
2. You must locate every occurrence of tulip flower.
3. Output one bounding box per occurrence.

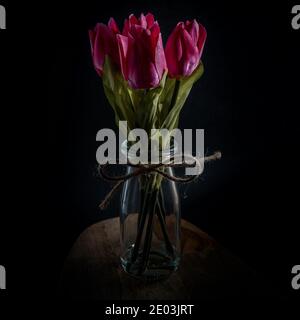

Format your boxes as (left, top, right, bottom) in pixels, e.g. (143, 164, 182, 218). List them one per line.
(165, 20, 206, 78)
(89, 18, 120, 76)
(89, 14, 206, 133)
(117, 13, 167, 89)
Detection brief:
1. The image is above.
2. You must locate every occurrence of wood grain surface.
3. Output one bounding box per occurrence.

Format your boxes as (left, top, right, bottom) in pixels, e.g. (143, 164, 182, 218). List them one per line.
(58, 217, 271, 299)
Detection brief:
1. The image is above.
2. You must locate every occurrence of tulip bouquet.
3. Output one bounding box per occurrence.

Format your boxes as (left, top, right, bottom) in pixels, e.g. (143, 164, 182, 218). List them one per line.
(89, 13, 206, 133)
(89, 13, 207, 279)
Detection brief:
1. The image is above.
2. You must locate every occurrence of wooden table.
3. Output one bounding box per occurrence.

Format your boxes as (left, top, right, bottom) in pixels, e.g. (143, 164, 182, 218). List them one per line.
(58, 217, 271, 299)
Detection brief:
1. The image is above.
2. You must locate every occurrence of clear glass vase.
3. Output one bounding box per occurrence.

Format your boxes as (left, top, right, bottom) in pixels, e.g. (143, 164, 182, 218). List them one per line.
(119, 143, 181, 281)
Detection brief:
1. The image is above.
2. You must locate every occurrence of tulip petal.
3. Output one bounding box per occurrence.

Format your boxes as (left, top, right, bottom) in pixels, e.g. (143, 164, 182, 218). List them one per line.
(88, 29, 96, 55)
(145, 13, 155, 28)
(165, 24, 182, 77)
(122, 18, 130, 36)
(197, 24, 207, 58)
(140, 13, 147, 28)
(186, 19, 199, 45)
(128, 59, 159, 89)
(129, 14, 138, 26)
(175, 23, 184, 61)
(117, 13, 166, 88)
(117, 34, 131, 80)
(108, 17, 120, 33)
(154, 33, 167, 80)
(181, 29, 199, 75)
(130, 24, 145, 38)
(92, 23, 109, 75)
(149, 22, 160, 59)
(127, 31, 160, 89)
(165, 19, 206, 78)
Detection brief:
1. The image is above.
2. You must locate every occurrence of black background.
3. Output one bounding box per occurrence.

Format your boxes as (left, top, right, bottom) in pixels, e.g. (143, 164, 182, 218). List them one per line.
(0, 0, 299, 302)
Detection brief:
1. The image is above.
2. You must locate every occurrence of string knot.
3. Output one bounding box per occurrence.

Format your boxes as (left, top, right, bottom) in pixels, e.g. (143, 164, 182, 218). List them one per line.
(98, 151, 222, 210)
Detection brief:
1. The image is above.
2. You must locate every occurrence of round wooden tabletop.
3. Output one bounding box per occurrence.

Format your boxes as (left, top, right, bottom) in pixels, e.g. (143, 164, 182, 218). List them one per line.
(58, 217, 270, 299)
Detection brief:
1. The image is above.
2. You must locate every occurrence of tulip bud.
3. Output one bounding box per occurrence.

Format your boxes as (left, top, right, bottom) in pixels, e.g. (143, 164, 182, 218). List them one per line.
(117, 13, 167, 89)
(89, 18, 120, 76)
(165, 19, 206, 78)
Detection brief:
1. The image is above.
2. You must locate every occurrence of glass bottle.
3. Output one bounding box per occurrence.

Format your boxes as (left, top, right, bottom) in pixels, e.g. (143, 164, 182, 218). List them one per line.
(120, 141, 181, 280)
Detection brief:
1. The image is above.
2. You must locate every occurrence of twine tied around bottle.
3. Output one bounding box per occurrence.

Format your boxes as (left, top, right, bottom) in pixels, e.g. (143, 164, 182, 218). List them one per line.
(98, 151, 222, 210)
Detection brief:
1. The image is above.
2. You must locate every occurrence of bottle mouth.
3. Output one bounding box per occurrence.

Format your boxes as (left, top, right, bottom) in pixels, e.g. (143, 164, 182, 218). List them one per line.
(121, 139, 178, 162)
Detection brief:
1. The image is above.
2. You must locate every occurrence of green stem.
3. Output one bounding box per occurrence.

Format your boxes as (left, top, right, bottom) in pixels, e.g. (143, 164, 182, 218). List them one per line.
(159, 187, 166, 222)
(130, 179, 151, 264)
(138, 189, 159, 274)
(168, 79, 181, 113)
(131, 171, 175, 274)
(156, 199, 175, 257)
(137, 178, 146, 233)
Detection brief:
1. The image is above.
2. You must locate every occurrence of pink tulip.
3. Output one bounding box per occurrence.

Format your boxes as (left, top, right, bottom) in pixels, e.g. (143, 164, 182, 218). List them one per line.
(117, 13, 167, 89)
(165, 20, 207, 78)
(89, 18, 120, 76)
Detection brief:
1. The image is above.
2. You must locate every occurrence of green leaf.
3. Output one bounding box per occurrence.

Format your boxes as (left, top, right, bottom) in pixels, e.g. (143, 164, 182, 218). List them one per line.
(158, 77, 176, 124)
(161, 62, 204, 130)
(100, 57, 203, 134)
(102, 56, 136, 130)
(127, 71, 167, 133)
